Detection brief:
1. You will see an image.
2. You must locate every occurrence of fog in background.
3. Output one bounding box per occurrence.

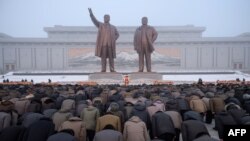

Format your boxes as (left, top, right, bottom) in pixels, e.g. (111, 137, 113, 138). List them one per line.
(0, 0, 250, 37)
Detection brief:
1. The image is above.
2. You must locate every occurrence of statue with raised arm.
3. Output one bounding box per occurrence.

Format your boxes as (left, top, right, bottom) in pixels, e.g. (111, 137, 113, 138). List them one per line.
(134, 17, 158, 72)
(88, 8, 119, 72)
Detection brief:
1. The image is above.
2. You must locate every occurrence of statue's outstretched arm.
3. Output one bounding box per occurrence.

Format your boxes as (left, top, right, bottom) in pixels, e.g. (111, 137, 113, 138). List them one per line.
(88, 8, 100, 27)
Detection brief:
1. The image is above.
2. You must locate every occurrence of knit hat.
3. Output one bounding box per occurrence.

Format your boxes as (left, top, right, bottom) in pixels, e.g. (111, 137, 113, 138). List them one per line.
(109, 102, 119, 112)
(205, 92, 215, 98)
(243, 94, 250, 100)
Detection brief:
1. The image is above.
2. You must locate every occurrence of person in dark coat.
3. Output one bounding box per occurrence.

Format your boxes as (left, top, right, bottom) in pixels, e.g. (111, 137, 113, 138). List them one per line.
(183, 111, 203, 122)
(176, 97, 190, 119)
(22, 117, 55, 141)
(193, 134, 219, 141)
(20, 112, 45, 127)
(47, 129, 77, 141)
(43, 109, 58, 119)
(243, 98, 250, 114)
(27, 99, 42, 113)
(0, 126, 26, 141)
(214, 111, 237, 140)
(130, 102, 151, 129)
(181, 120, 209, 141)
(152, 111, 176, 141)
(108, 90, 123, 102)
(93, 124, 123, 141)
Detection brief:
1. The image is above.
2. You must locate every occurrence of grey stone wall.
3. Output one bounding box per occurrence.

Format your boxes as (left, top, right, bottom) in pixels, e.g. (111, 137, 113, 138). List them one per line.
(0, 25, 250, 73)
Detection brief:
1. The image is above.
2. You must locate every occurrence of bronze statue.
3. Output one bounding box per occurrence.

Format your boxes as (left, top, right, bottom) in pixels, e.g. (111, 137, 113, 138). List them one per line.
(88, 8, 119, 72)
(134, 17, 158, 72)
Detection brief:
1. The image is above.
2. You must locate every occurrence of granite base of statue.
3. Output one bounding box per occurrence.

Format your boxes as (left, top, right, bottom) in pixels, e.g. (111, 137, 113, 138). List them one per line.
(129, 72, 163, 80)
(89, 72, 123, 81)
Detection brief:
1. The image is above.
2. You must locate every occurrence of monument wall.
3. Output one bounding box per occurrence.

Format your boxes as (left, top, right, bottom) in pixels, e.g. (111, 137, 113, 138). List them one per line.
(0, 25, 250, 74)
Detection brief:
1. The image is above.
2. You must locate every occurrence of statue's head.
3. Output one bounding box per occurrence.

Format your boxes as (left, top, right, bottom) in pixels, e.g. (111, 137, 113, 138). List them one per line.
(104, 14, 110, 23)
(141, 17, 148, 25)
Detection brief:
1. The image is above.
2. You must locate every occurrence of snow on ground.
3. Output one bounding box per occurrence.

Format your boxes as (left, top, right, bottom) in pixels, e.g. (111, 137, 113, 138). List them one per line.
(0, 72, 89, 84)
(163, 71, 250, 82)
(0, 71, 249, 84)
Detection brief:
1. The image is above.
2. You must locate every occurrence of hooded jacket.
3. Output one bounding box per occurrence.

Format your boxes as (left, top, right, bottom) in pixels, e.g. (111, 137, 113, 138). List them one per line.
(123, 116, 149, 141)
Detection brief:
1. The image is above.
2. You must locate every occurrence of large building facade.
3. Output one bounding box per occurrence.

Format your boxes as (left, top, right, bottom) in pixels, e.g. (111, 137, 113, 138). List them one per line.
(0, 25, 250, 74)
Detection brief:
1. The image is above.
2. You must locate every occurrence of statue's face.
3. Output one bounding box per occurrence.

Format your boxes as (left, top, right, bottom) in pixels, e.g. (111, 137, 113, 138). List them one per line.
(104, 15, 110, 23)
(141, 17, 148, 25)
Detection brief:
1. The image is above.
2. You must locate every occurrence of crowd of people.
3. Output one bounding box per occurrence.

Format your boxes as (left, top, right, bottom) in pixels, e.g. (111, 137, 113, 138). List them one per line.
(0, 81, 250, 141)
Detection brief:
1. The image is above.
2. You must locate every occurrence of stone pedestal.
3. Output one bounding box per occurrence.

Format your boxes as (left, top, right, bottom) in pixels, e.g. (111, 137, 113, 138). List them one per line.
(129, 72, 163, 80)
(89, 72, 123, 81)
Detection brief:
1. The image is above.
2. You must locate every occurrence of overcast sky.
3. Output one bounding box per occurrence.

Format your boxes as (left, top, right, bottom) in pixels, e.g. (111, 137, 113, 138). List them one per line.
(0, 0, 249, 37)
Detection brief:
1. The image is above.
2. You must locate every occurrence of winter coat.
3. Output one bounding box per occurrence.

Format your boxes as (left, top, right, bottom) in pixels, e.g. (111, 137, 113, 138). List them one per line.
(123, 116, 149, 141)
(21, 112, 45, 127)
(147, 105, 160, 121)
(176, 98, 190, 111)
(193, 135, 219, 141)
(27, 99, 42, 113)
(55, 96, 66, 109)
(183, 111, 203, 122)
(14, 99, 30, 115)
(227, 109, 246, 124)
(52, 110, 73, 130)
(60, 99, 75, 114)
(209, 97, 225, 114)
(181, 120, 209, 141)
(93, 129, 123, 141)
(202, 97, 210, 111)
(109, 93, 123, 102)
(165, 111, 183, 129)
(59, 117, 86, 141)
(0, 100, 14, 112)
(153, 99, 165, 111)
(96, 114, 121, 132)
(23, 118, 55, 141)
(0, 126, 26, 141)
(165, 99, 178, 111)
(190, 99, 207, 113)
(42, 98, 56, 111)
(131, 103, 151, 128)
(43, 109, 57, 119)
(152, 111, 175, 138)
(0, 112, 11, 131)
(80, 106, 100, 130)
(214, 112, 237, 139)
(47, 132, 77, 141)
(76, 100, 88, 117)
